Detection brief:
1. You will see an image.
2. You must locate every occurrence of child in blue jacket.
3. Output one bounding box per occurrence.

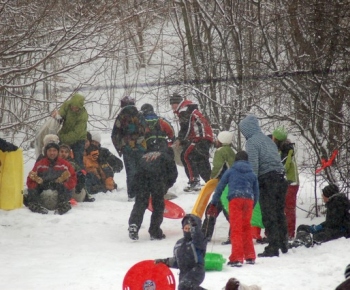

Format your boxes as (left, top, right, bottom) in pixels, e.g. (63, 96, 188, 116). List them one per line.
(208, 151, 259, 267)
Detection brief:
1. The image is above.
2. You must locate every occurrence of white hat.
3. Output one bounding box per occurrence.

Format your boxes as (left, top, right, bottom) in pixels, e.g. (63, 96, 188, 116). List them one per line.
(43, 134, 59, 146)
(217, 131, 233, 145)
(90, 131, 101, 144)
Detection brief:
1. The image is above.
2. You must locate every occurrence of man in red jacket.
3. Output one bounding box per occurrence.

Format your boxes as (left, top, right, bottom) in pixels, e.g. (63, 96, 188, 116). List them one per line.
(170, 93, 214, 192)
(26, 142, 77, 214)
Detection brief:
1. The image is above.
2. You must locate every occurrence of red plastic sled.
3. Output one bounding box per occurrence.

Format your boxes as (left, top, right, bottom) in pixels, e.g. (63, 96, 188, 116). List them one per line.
(123, 260, 176, 290)
(148, 198, 185, 219)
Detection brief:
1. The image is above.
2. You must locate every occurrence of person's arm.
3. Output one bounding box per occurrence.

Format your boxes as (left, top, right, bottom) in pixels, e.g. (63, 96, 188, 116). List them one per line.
(210, 149, 226, 179)
(253, 176, 259, 207)
(210, 169, 230, 205)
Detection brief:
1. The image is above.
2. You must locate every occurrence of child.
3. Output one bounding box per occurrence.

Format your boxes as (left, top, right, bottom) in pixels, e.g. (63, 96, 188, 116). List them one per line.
(59, 144, 95, 202)
(154, 214, 207, 289)
(208, 151, 259, 267)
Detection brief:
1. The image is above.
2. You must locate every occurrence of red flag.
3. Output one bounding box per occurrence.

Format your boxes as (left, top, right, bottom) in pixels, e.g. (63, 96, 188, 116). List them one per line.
(315, 150, 338, 174)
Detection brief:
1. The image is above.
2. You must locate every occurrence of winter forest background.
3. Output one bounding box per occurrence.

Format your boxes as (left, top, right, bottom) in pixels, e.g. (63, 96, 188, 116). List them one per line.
(1, 0, 350, 201)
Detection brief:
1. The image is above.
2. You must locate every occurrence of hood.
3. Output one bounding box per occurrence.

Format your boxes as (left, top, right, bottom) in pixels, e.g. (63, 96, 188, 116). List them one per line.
(234, 160, 253, 173)
(120, 105, 139, 116)
(69, 93, 85, 109)
(175, 99, 194, 114)
(239, 115, 262, 140)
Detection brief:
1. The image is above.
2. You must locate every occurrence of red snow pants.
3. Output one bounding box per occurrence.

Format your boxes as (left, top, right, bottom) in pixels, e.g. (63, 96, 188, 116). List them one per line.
(229, 198, 255, 263)
(284, 184, 299, 238)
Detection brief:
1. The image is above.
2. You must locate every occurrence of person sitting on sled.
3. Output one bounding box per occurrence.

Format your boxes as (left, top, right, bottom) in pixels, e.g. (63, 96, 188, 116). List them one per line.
(155, 214, 207, 290)
(290, 183, 350, 248)
(26, 142, 77, 215)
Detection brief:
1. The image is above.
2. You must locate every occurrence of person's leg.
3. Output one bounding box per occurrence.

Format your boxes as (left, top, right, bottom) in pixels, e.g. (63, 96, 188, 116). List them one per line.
(178, 265, 205, 290)
(149, 182, 166, 239)
(229, 199, 244, 264)
(70, 140, 85, 169)
(195, 140, 212, 182)
(183, 143, 199, 182)
(128, 187, 149, 231)
(242, 199, 255, 261)
(285, 184, 299, 238)
(123, 150, 143, 199)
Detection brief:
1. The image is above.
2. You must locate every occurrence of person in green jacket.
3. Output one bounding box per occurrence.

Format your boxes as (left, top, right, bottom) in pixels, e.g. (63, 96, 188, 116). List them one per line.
(272, 127, 299, 239)
(202, 131, 236, 243)
(52, 93, 88, 169)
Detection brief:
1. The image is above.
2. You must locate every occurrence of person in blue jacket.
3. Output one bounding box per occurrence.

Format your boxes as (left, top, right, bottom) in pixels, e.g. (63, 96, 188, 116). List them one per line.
(155, 214, 207, 290)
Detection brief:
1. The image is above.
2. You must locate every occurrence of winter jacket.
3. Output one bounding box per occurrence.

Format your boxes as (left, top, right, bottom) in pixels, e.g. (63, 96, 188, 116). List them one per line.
(239, 115, 284, 177)
(279, 140, 299, 184)
(130, 149, 178, 193)
(168, 215, 207, 272)
(336, 277, 350, 290)
(111, 105, 148, 156)
(27, 157, 77, 191)
(58, 94, 88, 145)
(211, 160, 259, 207)
(321, 193, 350, 237)
(175, 100, 213, 144)
(210, 144, 236, 179)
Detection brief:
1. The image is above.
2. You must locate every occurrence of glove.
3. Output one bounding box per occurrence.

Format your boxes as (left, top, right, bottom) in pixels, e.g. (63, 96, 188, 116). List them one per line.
(56, 170, 71, 183)
(29, 171, 43, 184)
(154, 258, 169, 265)
(207, 203, 218, 217)
(310, 224, 323, 234)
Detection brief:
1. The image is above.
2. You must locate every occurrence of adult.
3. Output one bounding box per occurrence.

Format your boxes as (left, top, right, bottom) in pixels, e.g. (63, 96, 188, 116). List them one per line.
(0, 138, 18, 152)
(291, 184, 350, 247)
(155, 214, 207, 290)
(52, 93, 88, 169)
(239, 114, 288, 257)
(140, 103, 175, 152)
(26, 142, 77, 214)
(127, 140, 178, 240)
(202, 131, 235, 243)
(272, 127, 299, 239)
(111, 96, 149, 200)
(170, 93, 214, 192)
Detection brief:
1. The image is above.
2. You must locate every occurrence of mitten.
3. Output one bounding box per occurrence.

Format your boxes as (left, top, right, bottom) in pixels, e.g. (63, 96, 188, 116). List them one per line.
(154, 258, 169, 266)
(56, 170, 70, 183)
(29, 171, 43, 184)
(207, 203, 218, 217)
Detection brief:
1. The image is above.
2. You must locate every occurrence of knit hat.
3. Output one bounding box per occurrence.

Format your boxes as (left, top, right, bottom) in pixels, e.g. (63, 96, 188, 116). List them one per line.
(272, 127, 288, 141)
(235, 150, 248, 161)
(322, 184, 339, 198)
(44, 142, 59, 155)
(90, 131, 101, 144)
(169, 93, 183, 105)
(120, 96, 135, 108)
(344, 264, 350, 279)
(59, 144, 71, 151)
(217, 131, 234, 145)
(43, 134, 59, 147)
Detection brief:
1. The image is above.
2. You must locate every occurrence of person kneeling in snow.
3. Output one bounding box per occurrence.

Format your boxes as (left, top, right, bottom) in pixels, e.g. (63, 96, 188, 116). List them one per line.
(154, 214, 207, 290)
(290, 184, 350, 248)
(26, 142, 77, 215)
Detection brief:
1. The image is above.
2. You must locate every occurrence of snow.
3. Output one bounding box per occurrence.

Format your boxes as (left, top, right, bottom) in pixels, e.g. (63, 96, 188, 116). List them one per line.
(1, 133, 349, 290)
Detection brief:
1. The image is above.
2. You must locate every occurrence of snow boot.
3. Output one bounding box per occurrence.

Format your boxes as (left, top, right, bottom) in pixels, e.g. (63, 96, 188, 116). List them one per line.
(290, 231, 313, 248)
(28, 202, 49, 214)
(128, 224, 139, 240)
(183, 179, 201, 192)
(55, 201, 71, 215)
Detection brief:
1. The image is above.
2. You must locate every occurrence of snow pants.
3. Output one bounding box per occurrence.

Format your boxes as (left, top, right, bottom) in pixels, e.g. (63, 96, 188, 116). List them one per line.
(228, 198, 255, 262)
(285, 184, 299, 238)
(178, 264, 205, 290)
(258, 171, 288, 254)
(123, 149, 144, 198)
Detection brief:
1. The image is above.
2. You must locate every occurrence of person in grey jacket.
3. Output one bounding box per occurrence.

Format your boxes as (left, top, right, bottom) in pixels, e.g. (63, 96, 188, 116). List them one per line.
(155, 214, 207, 290)
(239, 115, 288, 257)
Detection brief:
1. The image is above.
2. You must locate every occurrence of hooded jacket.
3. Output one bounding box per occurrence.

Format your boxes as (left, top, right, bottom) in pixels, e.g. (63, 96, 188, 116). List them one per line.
(239, 115, 284, 177)
(210, 144, 236, 179)
(58, 94, 88, 145)
(211, 160, 259, 206)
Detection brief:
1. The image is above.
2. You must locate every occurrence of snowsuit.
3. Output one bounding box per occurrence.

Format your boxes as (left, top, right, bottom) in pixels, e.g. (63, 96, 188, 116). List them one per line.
(143, 111, 175, 152)
(202, 144, 236, 240)
(167, 215, 207, 290)
(279, 140, 299, 238)
(128, 149, 178, 238)
(211, 160, 259, 263)
(175, 100, 213, 183)
(26, 156, 77, 208)
(111, 105, 148, 199)
(57, 94, 88, 168)
(297, 193, 350, 243)
(239, 115, 288, 256)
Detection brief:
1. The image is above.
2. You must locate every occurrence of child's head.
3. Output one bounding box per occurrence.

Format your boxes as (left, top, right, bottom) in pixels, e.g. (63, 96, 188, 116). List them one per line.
(235, 150, 248, 161)
(322, 183, 339, 202)
(86, 144, 99, 161)
(217, 131, 233, 147)
(59, 144, 71, 160)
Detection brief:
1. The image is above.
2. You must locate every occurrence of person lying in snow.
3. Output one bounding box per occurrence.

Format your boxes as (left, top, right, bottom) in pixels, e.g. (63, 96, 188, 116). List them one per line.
(290, 183, 350, 248)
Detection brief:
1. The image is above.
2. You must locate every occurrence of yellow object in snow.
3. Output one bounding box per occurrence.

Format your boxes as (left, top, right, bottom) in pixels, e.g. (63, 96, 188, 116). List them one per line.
(191, 179, 218, 218)
(0, 149, 23, 210)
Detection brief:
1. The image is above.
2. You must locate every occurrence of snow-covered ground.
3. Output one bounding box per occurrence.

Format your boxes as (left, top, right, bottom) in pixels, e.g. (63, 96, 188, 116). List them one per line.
(0, 133, 349, 290)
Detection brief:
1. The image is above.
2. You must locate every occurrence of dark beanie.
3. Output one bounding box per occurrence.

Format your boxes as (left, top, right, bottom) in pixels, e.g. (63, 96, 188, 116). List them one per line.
(169, 93, 183, 105)
(344, 264, 350, 279)
(225, 278, 240, 290)
(322, 184, 339, 198)
(235, 150, 248, 161)
(44, 142, 59, 155)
